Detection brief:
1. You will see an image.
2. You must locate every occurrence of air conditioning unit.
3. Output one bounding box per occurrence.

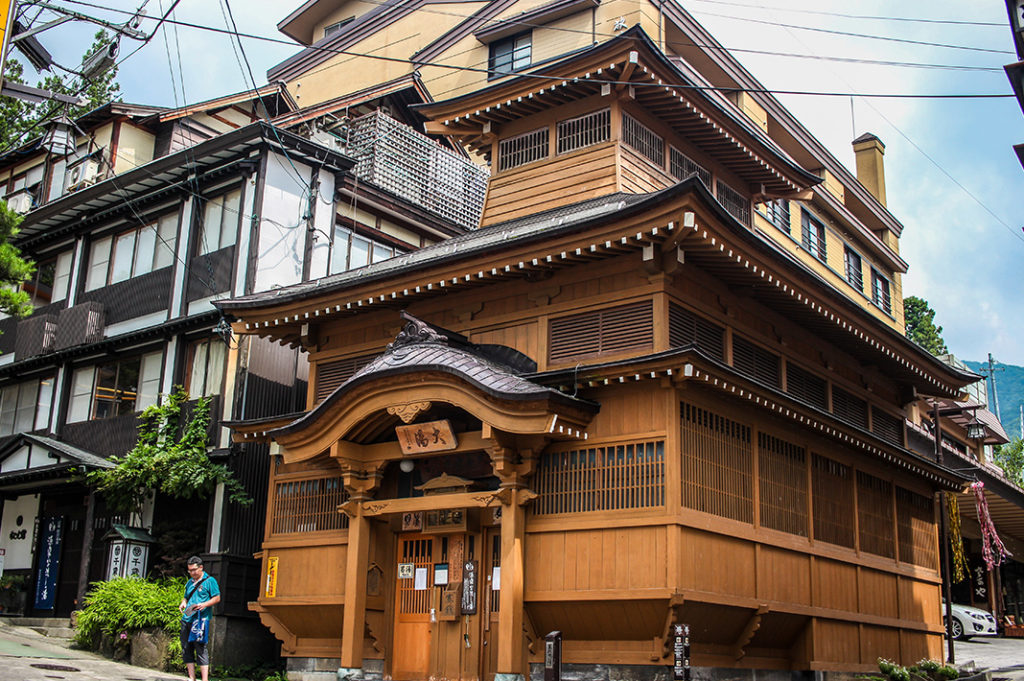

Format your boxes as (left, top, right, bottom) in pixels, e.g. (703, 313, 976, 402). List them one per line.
(5, 191, 33, 214)
(66, 158, 101, 191)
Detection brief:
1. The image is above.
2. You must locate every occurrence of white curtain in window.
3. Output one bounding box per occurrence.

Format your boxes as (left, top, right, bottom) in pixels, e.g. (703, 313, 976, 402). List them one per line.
(137, 352, 163, 410)
(85, 237, 112, 291)
(53, 252, 73, 302)
(68, 367, 95, 423)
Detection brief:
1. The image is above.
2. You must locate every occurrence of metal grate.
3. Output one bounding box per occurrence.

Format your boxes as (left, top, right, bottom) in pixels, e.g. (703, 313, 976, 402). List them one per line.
(622, 113, 664, 166)
(669, 303, 724, 361)
(271, 476, 348, 534)
(715, 179, 751, 226)
(497, 127, 549, 172)
(669, 146, 711, 187)
(557, 108, 610, 154)
(801, 211, 827, 261)
(681, 401, 752, 522)
(758, 433, 808, 536)
(844, 246, 863, 291)
(346, 111, 488, 230)
(731, 335, 780, 388)
(756, 199, 790, 233)
(811, 455, 855, 548)
(549, 300, 653, 363)
(533, 440, 665, 515)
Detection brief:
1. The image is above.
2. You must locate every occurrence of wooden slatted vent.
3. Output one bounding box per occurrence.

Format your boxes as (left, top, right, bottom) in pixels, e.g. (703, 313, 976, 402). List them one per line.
(732, 335, 780, 388)
(811, 454, 855, 548)
(896, 487, 938, 569)
(271, 476, 349, 534)
(533, 440, 665, 515)
(871, 406, 904, 447)
(856, 471, 894, 558)
(785, 362, 827, 410)
(548, 300, 653, 363)
(680, 401, 752, 522)
(831, 385, 868, 430)
(758, 433, 808, 536)
(669, 303, 724, 361)
(556, 108, 610, 154)
(315, 352, 377, 403)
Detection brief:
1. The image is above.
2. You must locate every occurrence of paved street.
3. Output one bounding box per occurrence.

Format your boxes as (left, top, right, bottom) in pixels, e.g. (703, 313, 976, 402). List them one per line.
(0, 619, 184, 681)
(954, 637, 1024, 680)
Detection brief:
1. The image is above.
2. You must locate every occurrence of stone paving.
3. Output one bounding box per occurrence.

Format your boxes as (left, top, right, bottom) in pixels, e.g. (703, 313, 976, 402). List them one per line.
(954, 637, 1024, 681)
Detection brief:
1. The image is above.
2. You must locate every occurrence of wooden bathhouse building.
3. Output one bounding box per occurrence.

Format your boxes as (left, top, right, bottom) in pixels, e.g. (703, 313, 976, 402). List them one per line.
(220, 24, 977, 681)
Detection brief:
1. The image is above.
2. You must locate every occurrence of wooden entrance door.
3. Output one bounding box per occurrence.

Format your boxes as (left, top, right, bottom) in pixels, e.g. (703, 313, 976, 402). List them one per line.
(480, 528, 501, 681)
(392, 535, 434, 680)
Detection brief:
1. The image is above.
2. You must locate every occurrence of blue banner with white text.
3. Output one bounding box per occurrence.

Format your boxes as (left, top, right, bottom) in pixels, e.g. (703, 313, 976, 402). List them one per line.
(34, 516, 63, 610)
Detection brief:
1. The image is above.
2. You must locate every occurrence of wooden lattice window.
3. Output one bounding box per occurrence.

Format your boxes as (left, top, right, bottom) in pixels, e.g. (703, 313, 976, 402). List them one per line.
(271, 476, 349, 534)
(498, 127, 549, 171)
(871, 406, 904, 447)
(811, 454, 855, 548)
(896, 487, 937, 569)
(622, 113, 664, 166)
(548, 300, 652, 363)
(533, 440, 665, 515)
(857, 471, 894, 558)
(681, 402, 752, 522)
(315, 352, 376, 403)
(732, 336, 780, 388)
(669, 303, 724, 361)
(786, 362, 827, 410)
(715, 179, 751, 225)
(832, 386, 868, 430)
(669, 147, 711, 187)
(557, 108, 610, 154)
(758, 433, 808, 536)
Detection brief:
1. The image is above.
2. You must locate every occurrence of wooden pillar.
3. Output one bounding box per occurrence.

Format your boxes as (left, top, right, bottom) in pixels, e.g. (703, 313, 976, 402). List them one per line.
(497, 488, 526, 677)
(76, 490, 96, 608)
(340, 506, 371, 670)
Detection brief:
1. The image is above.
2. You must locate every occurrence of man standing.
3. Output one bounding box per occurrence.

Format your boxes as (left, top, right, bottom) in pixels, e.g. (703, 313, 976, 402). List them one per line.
(179, 556, 221, 681)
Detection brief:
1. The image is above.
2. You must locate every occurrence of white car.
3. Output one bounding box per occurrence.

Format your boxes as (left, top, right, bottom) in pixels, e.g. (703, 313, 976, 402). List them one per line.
(942, 602, 998, 640)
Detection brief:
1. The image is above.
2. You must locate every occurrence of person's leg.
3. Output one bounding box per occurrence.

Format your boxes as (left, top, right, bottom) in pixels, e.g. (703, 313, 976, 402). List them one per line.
(180, 620, 197, 681)
(196, 641, 210, 681)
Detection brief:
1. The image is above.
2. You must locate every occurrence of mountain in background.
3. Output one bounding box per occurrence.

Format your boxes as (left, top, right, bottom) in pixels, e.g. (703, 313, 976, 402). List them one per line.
(964, 360, 1024, 440)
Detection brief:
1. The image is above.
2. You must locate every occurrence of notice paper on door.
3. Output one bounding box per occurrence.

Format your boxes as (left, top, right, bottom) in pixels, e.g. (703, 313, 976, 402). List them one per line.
(414, 567, 429, 590)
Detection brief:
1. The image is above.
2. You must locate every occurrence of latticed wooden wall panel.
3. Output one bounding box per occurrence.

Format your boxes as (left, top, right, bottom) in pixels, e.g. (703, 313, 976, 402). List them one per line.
(732, 335, 780, 388)
(811, 455, 856, 548)
(271, 475, 349, 534)
(669, 303, 724, 361)
(832, 385, 868, 430)
(533, 440, 665, 515)
(314, 352, 377, 402)
(786, 362, 827, 410)
(872, 406, 905, 447)
(548, 300, 653, 363)
(857, 471, 895, 558)
(758, 433, 808, 536)
(680, 401, 753, 522)
(896, 487, 938, 569)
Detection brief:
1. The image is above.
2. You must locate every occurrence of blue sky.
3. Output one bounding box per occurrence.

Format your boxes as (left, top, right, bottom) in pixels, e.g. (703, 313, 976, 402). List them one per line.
(14, 0, 1022, 365)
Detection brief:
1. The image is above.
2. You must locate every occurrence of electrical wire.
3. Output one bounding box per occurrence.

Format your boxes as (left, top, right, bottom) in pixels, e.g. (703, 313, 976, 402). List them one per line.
(683, 0, 1006, 28)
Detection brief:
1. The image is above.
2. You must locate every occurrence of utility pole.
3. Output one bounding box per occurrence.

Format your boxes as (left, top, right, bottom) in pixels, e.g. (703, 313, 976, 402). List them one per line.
(980, 353, 1004, 417)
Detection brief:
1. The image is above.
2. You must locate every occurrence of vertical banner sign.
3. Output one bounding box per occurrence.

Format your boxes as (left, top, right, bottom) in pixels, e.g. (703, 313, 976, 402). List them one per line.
(34, 517, 63, 610)
(672, 624, 690, 681)
(461, 560, 477, 614)
(265, 557, 279, 597)
(0, 0, 13, 81)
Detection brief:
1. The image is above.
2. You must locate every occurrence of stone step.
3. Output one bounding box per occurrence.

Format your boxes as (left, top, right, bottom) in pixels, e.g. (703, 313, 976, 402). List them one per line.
(30, 626, 76, 639)
(6, 617, 71, 628)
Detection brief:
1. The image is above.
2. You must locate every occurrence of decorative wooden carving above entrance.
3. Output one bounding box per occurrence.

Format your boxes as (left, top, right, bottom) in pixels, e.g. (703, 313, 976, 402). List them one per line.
(387, 401, 432, 424)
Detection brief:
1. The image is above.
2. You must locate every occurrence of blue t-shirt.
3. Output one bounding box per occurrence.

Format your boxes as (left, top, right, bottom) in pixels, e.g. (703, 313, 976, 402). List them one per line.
(182, 574, 220, 623)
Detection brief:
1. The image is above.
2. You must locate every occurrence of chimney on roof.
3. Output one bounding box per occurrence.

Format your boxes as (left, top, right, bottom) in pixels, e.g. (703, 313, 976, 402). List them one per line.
(852, 132, 886, 207)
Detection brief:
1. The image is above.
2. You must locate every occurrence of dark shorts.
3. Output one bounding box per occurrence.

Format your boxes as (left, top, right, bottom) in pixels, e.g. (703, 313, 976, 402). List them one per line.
(180, 619, 210, 666)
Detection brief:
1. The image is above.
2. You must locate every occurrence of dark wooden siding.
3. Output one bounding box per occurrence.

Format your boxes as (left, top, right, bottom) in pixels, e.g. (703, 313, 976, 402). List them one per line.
(187, 246, 235, 302)
(78, 267, 172, 324)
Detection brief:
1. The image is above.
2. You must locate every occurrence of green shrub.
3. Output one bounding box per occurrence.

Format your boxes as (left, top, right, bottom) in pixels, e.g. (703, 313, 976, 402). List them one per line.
(74, 577, 186, 650)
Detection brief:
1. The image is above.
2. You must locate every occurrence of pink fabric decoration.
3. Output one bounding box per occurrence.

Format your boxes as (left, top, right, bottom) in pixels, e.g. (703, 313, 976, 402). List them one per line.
(972, 481, 1011, 570)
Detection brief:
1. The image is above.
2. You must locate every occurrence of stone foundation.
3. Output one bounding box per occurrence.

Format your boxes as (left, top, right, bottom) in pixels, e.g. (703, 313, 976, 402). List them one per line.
(285, 658, 385, 681)
(527, 663, 819, 681)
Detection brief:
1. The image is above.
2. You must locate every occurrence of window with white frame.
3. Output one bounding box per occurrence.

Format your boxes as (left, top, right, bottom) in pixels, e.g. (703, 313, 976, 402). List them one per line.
(801, 210, 827, 262)
(0, 377, 53, 436)
(85, 215, 178, 290)
(186, 338, 227, 397)
(489, 32, 531, 76)
(871, 268, 892, 314)
(24, 251, 73, 308)
(198, 189, 241, 255)
(328, 225, 399, 274)
(844, 246, 863, 292)
(68, 351, 162, 423)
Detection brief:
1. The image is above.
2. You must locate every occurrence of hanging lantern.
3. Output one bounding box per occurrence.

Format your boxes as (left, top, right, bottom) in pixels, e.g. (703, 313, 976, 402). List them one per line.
(40, 117, 77, 157)
(966, 418, 987, 441)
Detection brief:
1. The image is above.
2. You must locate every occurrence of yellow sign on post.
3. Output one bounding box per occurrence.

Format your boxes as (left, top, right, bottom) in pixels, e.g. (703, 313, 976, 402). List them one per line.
(265, 556, 279, 598)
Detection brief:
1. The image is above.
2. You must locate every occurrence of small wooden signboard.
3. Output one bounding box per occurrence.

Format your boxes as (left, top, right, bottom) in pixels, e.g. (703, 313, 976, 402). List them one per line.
(396, 419, 458, 455)
(461, 560, 478, 615)
(439, 583, 461, 621)
(424, 508, 467, 534)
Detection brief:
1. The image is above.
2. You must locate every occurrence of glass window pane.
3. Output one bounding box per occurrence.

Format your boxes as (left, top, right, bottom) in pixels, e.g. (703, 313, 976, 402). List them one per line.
(115, 357, 141, 416)
(15, 381, 38, 432)
(85, 236, 111, 290)
(330, 226, 350, 274)
(137, 352, 163, 410)
(0, 385, 16, 435)
(110, 231, 136, 283)
(202, 199, 223, 254)
(68, 367, 95, 423)
(93, 363, 119, 419)
(36, 377, 53, 431)
(134, 226, 157, 276)
(221, 189, 240, 249)
(350, 235, 370, 269)
(53, 251, 73, 302)
(155, 214, 177, 269)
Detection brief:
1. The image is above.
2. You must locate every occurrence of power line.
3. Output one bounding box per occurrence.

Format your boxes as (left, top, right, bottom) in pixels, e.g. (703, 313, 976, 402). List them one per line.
(685, 0, 1006, 28)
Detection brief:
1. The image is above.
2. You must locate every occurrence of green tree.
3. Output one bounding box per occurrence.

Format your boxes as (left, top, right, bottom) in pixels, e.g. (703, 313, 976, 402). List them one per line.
(1, 29, 122, 150)
(903, 296, 948, 355)
(88, 388, 250, 518)
(0, 200, 35, 318)
(993, 438, 1024, 486)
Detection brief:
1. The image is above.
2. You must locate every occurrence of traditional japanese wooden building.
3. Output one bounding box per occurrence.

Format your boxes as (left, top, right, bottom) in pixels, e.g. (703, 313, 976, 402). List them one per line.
(220, 25, 978, 681)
